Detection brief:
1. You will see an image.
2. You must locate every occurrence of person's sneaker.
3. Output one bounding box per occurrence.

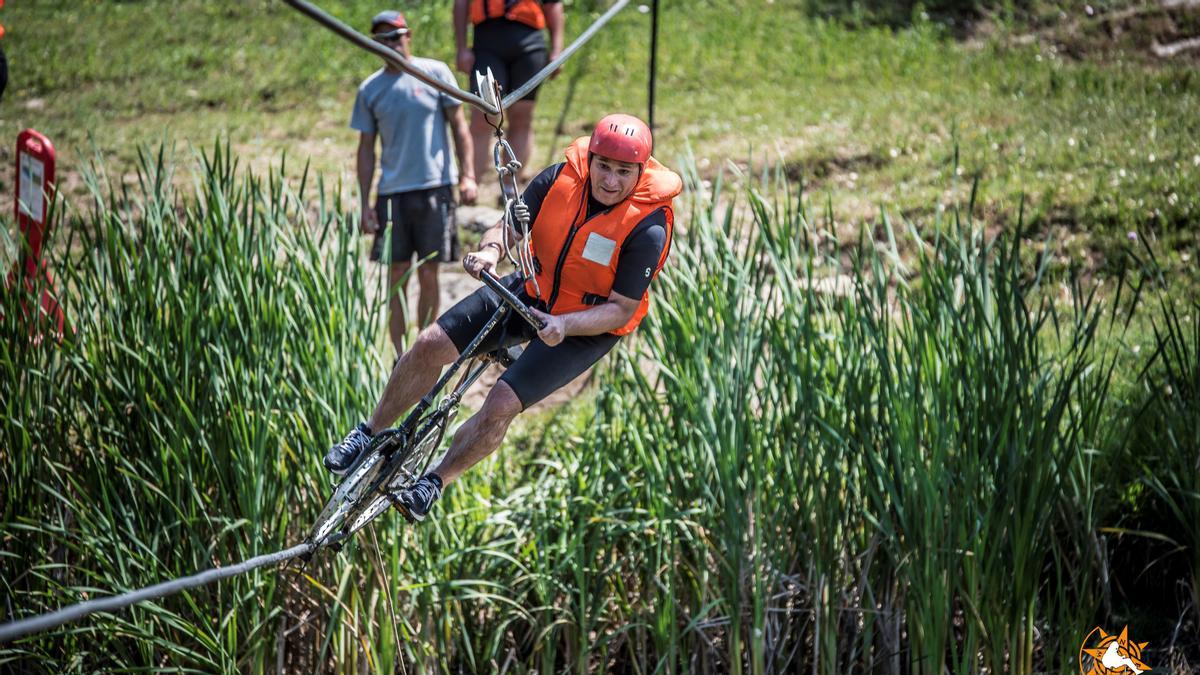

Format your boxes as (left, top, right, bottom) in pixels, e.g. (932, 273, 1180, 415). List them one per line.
(324, 422, 373, 475)
(391, 474, 443, 523)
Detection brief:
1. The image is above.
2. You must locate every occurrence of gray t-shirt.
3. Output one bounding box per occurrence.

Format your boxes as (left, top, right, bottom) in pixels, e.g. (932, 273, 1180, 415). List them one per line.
(351, 57, 461, 196)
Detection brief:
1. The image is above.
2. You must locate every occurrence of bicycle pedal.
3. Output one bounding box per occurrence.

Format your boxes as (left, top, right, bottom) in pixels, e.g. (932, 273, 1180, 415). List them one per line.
(384, 490, 417, 524)
(395, 503, 417, 525)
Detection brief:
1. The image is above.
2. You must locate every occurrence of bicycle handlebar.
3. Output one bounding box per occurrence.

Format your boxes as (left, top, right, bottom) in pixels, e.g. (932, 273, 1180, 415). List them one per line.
(479, 270, 547, 331)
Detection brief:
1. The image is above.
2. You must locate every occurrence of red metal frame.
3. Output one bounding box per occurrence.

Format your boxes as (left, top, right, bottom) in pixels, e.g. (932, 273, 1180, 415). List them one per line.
(15, 129, 56, 268)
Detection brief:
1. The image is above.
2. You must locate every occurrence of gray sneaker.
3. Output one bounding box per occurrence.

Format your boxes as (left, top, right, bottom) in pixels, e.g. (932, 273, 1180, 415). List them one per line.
(391, 474, 443, 523)
(324, 422, 373, 475)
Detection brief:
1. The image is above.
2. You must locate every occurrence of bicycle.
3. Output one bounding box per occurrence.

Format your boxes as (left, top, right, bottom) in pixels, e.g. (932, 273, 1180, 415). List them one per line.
(305, 269, 544, 552)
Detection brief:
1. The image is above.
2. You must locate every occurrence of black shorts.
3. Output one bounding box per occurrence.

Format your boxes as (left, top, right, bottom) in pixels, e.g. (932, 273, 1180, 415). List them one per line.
(371, 186, 458, 265)
(469, 22, 549, 103)
(436, 273, 620, 409)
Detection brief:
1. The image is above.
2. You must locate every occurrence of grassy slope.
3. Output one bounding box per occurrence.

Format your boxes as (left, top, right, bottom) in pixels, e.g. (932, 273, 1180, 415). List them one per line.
(1, 0, 1197, 278)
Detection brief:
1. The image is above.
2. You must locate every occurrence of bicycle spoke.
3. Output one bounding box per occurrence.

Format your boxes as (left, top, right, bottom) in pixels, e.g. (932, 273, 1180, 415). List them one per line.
(340, 422, 449, 536)
(307, 449, 383, 546)
(346, 495, 392, 535)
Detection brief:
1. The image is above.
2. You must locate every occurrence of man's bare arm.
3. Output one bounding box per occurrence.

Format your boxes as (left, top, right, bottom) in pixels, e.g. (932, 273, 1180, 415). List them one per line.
(356, 133, 378, 233)
(463, 218, 524, 278)
(545, 3, 565, 58)
(530, 291, 639, 346)
(449, 105, 477, 204)
(453, 0, 474, 74)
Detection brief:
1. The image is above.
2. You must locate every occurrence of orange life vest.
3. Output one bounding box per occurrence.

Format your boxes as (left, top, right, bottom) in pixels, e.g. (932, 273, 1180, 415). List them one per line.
(524, 137, 683, 336)
(469, 0, 546, 30)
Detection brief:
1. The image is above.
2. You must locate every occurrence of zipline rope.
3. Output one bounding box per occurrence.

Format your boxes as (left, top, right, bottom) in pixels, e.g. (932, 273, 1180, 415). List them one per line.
(281, 0, 631, 115)
(0, 543, 313, 644)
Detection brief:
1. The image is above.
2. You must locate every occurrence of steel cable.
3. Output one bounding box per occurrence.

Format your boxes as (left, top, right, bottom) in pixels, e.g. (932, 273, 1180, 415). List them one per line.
(281, 0, 630, 115)
(0, 542, 314, 644)
(500, 0, 629, 107)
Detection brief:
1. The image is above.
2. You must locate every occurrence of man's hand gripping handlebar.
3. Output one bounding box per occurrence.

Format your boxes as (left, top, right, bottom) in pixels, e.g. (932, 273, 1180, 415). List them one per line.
(477, 269, 548, 333)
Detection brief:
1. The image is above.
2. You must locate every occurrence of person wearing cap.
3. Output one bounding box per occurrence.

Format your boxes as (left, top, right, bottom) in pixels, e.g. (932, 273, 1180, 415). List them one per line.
(325, 114, 681, 523)
(351, 10, 478, 354)
(452, 0, 563, 189)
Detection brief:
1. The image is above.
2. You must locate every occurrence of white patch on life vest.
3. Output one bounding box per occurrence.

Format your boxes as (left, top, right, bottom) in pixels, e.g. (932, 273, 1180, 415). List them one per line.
(580, 232, 617, 266)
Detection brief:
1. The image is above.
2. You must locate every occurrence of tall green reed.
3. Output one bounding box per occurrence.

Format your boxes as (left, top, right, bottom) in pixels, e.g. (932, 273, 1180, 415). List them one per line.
(1, 141, 385, 672)
(4, 146, 1183, 673)
(573, 165, 1118, 673)
(1125, 245, 1200, 623)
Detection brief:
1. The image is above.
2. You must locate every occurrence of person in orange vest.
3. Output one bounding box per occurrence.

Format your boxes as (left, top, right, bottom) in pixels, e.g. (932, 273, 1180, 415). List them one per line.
(326, 114, 682, 522)
(452, 0, 564, 189)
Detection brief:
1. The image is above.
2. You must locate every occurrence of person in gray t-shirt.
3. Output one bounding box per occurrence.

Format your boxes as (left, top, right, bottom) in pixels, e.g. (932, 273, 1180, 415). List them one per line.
(351, 10, 477, 355)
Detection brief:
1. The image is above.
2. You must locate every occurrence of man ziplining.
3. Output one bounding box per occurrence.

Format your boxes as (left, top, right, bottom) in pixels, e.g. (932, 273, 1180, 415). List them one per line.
(324, 113, 683, 523)
(0, 1, 648, 646)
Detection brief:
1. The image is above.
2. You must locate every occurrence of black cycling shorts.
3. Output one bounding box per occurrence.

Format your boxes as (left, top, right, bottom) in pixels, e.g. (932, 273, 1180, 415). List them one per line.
(469, 22, 549, 103)
(371, 186, 458, 264)
(436, 273, 620, 409)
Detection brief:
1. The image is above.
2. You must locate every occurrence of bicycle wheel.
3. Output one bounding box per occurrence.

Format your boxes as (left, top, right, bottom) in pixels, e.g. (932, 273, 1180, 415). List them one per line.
(343, 415, 448, 535)
(308, 430, 402, 546)
(308, 452, 381, 545)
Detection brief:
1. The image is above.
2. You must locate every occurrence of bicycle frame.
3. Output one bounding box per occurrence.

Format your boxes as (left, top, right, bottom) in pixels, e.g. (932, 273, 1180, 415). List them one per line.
(396, 280, 522, 441)
(308, 271, 544, 550)
(367, 270, 543, 460)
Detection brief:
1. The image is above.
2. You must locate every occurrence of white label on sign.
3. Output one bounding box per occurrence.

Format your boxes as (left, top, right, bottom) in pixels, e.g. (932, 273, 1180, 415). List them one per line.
(19, 153, 46, 222)
(581, 232, 616, 266)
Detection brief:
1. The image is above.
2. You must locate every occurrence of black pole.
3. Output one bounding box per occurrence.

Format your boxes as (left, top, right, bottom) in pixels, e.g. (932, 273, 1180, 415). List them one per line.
(648, 0, 659, 131)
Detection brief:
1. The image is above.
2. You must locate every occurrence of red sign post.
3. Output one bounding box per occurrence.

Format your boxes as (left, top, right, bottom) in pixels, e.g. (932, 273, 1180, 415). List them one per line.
(6, 129, 65, 341)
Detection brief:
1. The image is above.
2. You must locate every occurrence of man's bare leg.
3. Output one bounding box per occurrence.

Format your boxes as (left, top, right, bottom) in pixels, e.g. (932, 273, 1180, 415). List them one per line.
(505, 100, 536, 177)
(416, 263, 440, 329)
(387, 262, 412, 354)
(428, 380, 522, 485)
(469, 109, 498, 186)
(368, 324, 459, 432)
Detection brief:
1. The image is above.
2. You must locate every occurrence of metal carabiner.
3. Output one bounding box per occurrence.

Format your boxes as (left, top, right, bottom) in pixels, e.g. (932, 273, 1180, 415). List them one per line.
(475, 67, 502, 114)
(476, 68, 541, 296)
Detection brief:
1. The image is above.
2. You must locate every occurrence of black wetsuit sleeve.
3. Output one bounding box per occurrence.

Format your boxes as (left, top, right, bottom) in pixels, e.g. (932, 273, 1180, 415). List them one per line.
(612, 208, 669, 299)
(511, 162, 565, 231)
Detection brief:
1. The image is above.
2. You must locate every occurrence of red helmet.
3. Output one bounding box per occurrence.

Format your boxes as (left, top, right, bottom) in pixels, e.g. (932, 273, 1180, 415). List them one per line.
(589, 114, 653, 165)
